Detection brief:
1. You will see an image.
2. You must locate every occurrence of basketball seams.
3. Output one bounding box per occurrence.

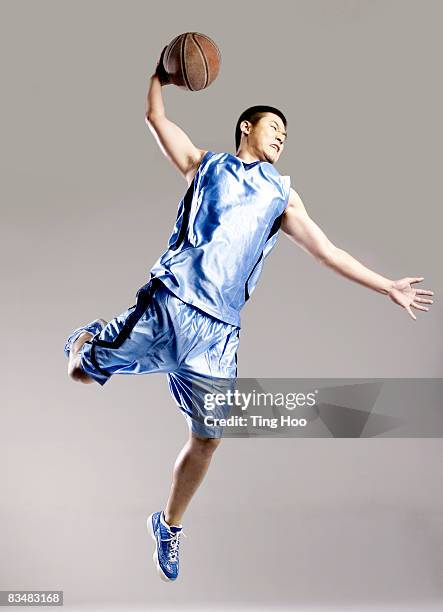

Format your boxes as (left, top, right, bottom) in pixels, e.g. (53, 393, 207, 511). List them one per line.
(191, 33, 209, 89)
(194, 32, 221, 84)
(196, 32, 221, 62)
(181, 34, 193, 91)
(165, 34, 181, 70)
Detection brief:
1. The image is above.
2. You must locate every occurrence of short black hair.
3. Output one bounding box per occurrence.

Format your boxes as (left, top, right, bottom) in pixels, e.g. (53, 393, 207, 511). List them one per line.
(235, 105, 287, 151)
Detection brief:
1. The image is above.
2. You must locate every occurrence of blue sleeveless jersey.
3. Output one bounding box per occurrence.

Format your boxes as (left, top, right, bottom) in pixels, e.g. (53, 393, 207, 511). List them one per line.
(149, 151, 291, 327)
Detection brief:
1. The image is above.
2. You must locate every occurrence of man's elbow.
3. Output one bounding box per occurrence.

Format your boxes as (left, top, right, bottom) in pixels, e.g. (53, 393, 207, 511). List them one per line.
(318, 245, 339, 266)
(145, 112, 165, 126)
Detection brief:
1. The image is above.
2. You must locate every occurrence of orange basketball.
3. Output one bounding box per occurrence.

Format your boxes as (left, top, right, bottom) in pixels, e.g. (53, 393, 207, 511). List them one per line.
(162, 32, 221, 91)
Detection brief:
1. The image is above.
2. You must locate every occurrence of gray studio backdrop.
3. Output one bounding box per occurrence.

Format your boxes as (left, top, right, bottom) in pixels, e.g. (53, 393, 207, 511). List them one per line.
(1, 0, 442, 610)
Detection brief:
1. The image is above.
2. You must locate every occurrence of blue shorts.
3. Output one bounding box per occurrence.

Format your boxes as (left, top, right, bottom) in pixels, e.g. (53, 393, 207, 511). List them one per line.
(70, 278, 240, 438)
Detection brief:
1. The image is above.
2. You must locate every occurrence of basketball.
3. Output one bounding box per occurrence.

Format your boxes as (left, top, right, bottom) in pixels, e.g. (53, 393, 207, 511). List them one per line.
(161, 32, 221, 91)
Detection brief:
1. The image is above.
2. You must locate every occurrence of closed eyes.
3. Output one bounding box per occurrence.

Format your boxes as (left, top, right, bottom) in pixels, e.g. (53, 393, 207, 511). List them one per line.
(271, 124, 287, 141)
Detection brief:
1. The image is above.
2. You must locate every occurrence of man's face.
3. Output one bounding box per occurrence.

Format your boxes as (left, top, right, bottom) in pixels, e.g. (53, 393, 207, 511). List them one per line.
(243, 113, 287, 163)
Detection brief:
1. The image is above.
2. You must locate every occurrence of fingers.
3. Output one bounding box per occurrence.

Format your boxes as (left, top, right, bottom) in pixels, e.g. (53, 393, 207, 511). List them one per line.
(156, 45, 168, 64)
(406, 305, 417, 320)
(409, 277, 425, 284)
(411, 301, 429, 312)
(415, 289, 434, 296)
(414, 297, 433, 304)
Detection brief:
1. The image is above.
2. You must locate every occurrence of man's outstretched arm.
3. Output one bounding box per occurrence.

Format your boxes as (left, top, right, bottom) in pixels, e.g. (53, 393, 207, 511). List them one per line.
(281, 188, 435, 320)
(145, 50, 207, 184)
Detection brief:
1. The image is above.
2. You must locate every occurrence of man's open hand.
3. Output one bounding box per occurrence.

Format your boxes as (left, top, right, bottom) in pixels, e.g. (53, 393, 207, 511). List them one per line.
(388, 277, 435, 320)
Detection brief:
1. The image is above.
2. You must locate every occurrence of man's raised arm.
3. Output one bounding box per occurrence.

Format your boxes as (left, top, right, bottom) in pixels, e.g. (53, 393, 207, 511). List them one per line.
(281, 188, 434, 320)
(145, 51, 207, 184)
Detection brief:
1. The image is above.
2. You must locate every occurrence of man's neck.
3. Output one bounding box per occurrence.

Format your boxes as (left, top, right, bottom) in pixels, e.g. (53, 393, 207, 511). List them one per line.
(234, 149, 261, 163)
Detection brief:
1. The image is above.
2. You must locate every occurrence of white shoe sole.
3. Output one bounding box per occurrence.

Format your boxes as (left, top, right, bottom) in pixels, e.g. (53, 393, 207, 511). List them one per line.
(147, 513, 174, 583)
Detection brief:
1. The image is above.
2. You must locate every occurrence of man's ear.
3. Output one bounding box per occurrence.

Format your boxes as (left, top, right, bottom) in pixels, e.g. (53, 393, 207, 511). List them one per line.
(240, 120, 251, 137)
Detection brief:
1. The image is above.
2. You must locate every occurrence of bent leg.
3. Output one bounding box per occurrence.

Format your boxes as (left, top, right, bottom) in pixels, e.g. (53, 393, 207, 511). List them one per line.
(65, 278, 170, 386)
(164, 431, 221, 526)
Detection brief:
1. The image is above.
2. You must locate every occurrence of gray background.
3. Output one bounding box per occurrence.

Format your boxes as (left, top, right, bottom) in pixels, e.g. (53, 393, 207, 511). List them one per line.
(1, 0, 442, 609)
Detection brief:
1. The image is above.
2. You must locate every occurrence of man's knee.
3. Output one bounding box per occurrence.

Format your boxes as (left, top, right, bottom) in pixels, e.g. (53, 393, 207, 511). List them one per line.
(190, 433, 222, 455)
(68, 362, 94, 384)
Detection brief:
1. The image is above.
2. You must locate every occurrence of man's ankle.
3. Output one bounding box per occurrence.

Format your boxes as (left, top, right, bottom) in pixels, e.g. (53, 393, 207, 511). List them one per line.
(163, 511, 182, 528)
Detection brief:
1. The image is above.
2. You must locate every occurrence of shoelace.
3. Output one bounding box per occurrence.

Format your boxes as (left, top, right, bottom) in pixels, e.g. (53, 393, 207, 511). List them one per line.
(162, 530, 187, 563)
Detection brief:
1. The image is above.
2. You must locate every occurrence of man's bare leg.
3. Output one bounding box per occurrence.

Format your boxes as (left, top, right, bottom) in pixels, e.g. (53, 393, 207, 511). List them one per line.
(67, 327, 220, 523)
(163, 432, 221, 526)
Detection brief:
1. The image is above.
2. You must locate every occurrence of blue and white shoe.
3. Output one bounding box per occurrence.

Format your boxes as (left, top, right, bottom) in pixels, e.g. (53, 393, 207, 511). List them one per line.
(64, 319, 107, 358)
(148, 511, 186, 582)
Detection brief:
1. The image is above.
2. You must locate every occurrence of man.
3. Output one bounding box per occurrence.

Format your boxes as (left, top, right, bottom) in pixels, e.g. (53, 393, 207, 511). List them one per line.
(64, 54, 434, 583)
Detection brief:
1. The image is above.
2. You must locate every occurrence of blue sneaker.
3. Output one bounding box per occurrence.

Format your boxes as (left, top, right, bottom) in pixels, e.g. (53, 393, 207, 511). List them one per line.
(148, 511, 186, 582)
(64, 319, 107, 358)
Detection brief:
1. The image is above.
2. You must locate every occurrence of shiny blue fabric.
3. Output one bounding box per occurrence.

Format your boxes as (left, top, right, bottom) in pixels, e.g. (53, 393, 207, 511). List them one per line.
(76, 281, 239, 438)
(150, 151, 291, 327)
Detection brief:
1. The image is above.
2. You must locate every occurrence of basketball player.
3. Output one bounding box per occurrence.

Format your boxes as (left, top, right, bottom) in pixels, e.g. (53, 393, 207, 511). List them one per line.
(64, 52, 434, 582)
